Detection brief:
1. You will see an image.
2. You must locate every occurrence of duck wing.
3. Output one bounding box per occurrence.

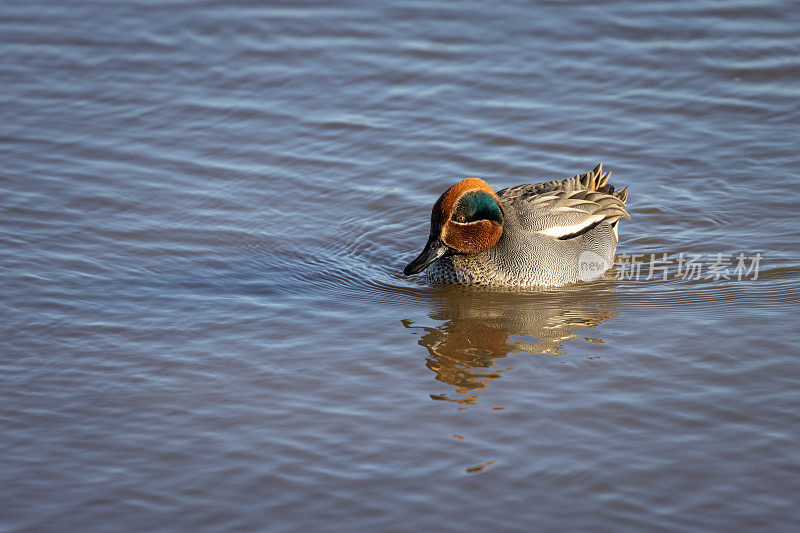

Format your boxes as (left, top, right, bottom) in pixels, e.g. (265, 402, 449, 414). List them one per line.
(497, 163, 630, 240)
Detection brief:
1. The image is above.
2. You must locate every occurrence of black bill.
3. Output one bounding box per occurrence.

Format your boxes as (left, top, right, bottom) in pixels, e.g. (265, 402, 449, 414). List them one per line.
(403, 236, 449, 275)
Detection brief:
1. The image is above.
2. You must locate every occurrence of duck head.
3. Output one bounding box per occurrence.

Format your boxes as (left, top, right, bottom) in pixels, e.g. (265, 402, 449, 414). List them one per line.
(404, 178, 504, 275)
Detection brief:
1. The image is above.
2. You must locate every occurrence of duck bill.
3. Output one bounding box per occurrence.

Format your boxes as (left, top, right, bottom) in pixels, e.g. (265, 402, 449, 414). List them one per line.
(404, 236, 449, 275)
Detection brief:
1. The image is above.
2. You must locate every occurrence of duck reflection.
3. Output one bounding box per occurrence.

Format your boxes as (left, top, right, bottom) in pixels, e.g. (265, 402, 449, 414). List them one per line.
(403, 284, 618, 402)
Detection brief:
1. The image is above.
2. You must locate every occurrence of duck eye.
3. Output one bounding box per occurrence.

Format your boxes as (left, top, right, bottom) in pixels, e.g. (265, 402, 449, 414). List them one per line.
(458, 215, 466, 223)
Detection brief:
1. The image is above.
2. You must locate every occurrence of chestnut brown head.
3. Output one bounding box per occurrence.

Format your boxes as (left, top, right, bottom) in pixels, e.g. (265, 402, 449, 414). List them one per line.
(404, 178, 504, 275)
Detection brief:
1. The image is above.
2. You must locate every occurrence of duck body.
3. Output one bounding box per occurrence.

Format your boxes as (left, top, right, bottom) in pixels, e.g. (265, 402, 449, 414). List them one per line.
(404, 164, 630, 287)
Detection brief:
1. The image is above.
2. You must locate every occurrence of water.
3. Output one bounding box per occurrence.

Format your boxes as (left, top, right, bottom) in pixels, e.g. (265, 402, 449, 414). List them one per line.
(2, 0, 800, 530)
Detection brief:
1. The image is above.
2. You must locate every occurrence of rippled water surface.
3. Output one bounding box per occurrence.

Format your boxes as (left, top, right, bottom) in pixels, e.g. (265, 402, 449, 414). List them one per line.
(3, 0, 800, 530)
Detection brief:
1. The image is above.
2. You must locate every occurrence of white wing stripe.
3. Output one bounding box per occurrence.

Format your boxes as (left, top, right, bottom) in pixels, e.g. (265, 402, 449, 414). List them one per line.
(551, 206, 591, 213)
(538, 215, 605, 238)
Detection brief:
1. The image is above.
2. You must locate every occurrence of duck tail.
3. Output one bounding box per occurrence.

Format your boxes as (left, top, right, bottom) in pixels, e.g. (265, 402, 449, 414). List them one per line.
(610, 186, 629, 241)
(580, 163, 629, 205)
(580, 163, 613, 193)
(582, 164, 629, 241)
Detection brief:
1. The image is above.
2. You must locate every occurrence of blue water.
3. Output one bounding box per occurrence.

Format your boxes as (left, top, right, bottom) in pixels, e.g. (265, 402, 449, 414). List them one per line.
(2, 0, 800, 530)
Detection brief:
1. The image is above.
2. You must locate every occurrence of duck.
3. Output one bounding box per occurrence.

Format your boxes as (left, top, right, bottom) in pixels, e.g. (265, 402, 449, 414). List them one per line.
(403, 163, 630, 287)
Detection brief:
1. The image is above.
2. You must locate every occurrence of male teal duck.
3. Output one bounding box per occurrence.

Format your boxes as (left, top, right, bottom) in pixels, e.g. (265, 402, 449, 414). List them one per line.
(403, 163, 630, 287)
